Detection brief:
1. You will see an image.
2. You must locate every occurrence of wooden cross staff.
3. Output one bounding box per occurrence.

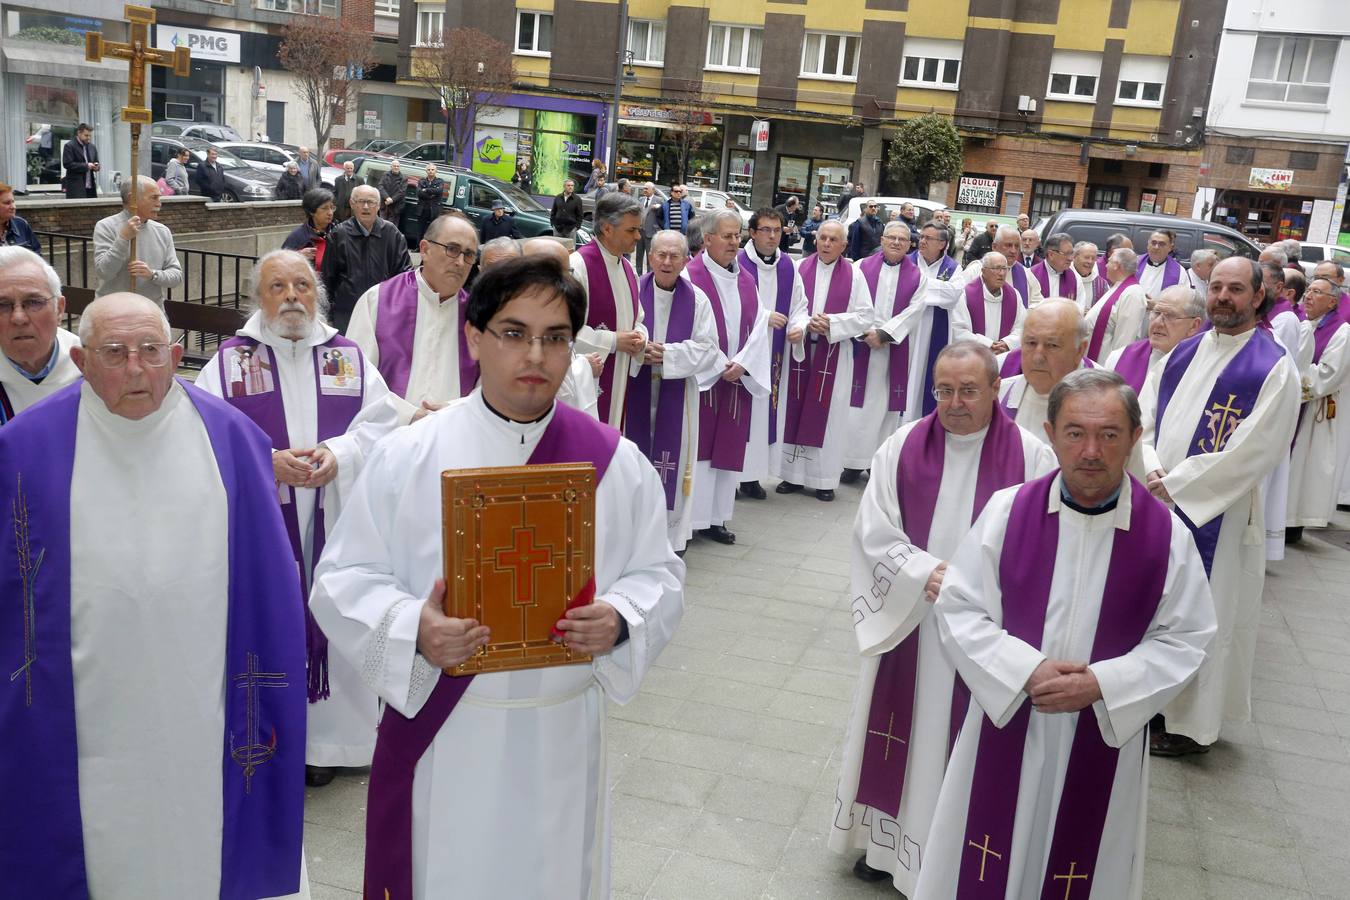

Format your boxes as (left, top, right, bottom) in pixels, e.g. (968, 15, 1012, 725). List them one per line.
(85, 5, 190, 293)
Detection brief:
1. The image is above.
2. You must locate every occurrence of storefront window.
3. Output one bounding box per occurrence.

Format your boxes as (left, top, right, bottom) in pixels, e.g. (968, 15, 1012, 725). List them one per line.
(23, 77, 79, 188)
(5, 9, 123, 44)
(726, 151, 754, 207)
(523, 111, 596, 196)
(151, 62, 224, 124)
(615, 123, 721, 189)
(774, 155, 853, 211)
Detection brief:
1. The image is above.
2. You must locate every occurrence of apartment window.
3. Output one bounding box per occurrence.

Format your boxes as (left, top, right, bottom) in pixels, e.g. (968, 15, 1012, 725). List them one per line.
(1031, 179, 1074, 221)
(1087, 185, 1127, 210)
(706, 24, 762, 72)
(516, 10, 553, 55)
(416, 9, 443, 47)
(374, 0, 399, 17)
(899, 38, 962, 90)
(254, 0, 338, 13)
(1247, 34, 1337, 105)
(1047, 50, 1101, 102)
(628, 19, 665, 66)
(1225, 145, 1255, 165)
(1289, 150, 1319, 170)
(1115, 54, 1167, 107)
(801, 31, 860, 80)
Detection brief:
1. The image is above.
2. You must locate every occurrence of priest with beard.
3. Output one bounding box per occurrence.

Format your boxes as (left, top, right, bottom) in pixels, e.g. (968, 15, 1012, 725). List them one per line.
(772, 219, 872, 501)
(570, 191, 649, 428)
(914, 369, 1215, 900)
(829, 343, 1054, 894)
(1141, 256, 1299, 757)
(1103, 284, 1205, 394)
(684, 211, 771, 544)
(998, 300, 1090, 440)
(737, 206, 809, 500)
(311, 256, 684, 899)
(0, 293, 308, 898)
(842, 221, 927, 483)
(1085, 246, 1149, 361)
(347, 214, 480, 424)
(197, 249, 398, 787)
(626, 229, 720, 552)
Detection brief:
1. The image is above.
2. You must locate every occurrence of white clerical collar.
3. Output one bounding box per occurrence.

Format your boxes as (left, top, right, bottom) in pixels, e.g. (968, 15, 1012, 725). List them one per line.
(1146, 257, 1168, 268)
(918, 255, 943, 272)
(818, 257, 838, 271)
(596, 242, 622, 265)
(472, 386, 554, 444)
(983, 283, 1004, 302)
(1210, 326, 1257, 348)
(415, 268, 461, 306)
(1073, 268, 1093, 281)
(707, 257, 738, 282)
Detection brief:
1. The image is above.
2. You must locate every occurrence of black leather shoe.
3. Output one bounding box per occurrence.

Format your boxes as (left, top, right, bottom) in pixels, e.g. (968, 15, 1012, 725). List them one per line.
(853, 856, 889, 882)
(839, 468, 862, 484)
(1285, 526, 1304, 544)
(738, 480, 767, 500)
(305, 765, 336, 787)
(815, 489, 835, 502)
(701, 525, 736, 545)
(775, 481, 802, 494)
(1149, 731, 1210, 758)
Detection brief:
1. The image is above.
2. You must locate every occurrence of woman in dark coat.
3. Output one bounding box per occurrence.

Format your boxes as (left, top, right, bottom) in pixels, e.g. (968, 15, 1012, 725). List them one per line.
(273, 162, 306, 201)
(281, 187, 336, 269)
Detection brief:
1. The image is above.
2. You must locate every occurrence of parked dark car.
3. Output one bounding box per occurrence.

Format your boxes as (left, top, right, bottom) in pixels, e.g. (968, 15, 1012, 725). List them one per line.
(150, 137, 279, 202)
(1038, 209, 1262, 265)
(356, 159, 590, 249)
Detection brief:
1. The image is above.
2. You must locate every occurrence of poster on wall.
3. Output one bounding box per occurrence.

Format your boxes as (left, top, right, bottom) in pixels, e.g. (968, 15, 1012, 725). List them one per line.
(956, 175, 1002, 211)
(1249, 167, 1294, 191)
(471, 125, 518, 182)
(532, 111, 594, 197)
(1140, 192, 1157, 214)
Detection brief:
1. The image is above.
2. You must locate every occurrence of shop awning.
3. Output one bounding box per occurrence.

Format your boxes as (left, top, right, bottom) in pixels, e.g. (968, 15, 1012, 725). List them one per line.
(3, 42, 128, 82)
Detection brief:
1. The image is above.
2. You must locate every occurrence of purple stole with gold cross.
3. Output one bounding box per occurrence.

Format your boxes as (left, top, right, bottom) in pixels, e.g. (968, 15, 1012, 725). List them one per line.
(1154, 328, 1285, 576)
(362, 401, 620, 900)
(854, 407, 1026, 818)
(738, 247, 796, 444)
(0, 379, 306, 899)
(688, 252, 759, 472)
(957, 472, 1171, 899)
(626, 273, 694, 509)
(782, 254, 853, 448)
(374, 270, 477, 399)
(218, 334, 365, 702)
(851, 252, 920, 412)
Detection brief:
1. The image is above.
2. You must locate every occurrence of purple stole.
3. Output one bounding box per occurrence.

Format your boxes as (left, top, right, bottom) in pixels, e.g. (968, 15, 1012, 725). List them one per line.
(1000, 351, 1095, 383)
(738, 248, 796, 444)
(781, 254, 854, 448)
(1086, 275, 1140, 361)
(1095, 256, 1109, 281)
(626, 273, 694, 509)
(374, 271, 477, 399)
(1010, 262, 1030, 308)
(579, 239, 641, 421)
(1110, 339, 1154, 393)
(1030, 260, 1074, 299)
(909, 250, 960, 415)
(363, 401, 621, 900)
(0, 383, 14, 425)
(687, 253, 758, 471)
(218, 334, 364, 702)
(1312, 311, 1342, 364)
(964, 279, 1018, 342)
(1138, 254, 1184, 291)
(956, 472, 1171, 899)
(0, 380, 306, 898)
(851, 253, 920, 412)
(855, 408, 1026, 818)
(1155, 328, 1285, 576)
(1267, 298, 1304, 324)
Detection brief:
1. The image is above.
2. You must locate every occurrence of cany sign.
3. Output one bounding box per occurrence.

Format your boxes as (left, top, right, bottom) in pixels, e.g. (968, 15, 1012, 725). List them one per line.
(154, 25, 240, 64)
(1249, 167, 1294, 192)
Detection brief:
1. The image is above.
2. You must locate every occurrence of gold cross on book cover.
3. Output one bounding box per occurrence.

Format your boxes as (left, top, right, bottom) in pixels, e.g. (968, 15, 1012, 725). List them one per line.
(441, 464, 596, 675)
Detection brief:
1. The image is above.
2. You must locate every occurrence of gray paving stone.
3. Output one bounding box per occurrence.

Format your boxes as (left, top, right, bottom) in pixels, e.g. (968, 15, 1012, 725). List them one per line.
(645, 851, 770, 900)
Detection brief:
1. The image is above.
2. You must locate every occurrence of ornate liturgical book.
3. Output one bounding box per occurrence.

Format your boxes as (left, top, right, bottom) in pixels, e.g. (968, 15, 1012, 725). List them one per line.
(441, 464, 596, 675)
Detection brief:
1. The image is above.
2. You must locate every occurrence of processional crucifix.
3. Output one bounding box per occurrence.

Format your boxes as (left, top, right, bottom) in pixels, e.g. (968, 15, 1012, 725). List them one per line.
(85, 5, 190, 293)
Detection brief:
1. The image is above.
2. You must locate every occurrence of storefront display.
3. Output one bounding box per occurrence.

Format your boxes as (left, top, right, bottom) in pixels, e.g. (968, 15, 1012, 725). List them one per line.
(466, 106, 597, 197)
(774, 155, 852, 211)
(726, 151, 753, 208)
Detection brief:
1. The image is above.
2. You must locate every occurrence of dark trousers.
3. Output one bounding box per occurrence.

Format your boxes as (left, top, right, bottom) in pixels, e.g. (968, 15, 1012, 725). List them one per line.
(635, 236, 652, 274)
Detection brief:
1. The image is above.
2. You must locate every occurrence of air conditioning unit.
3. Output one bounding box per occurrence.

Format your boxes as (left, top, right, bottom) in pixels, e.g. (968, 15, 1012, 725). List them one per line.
(1017, 95, 1037, 114)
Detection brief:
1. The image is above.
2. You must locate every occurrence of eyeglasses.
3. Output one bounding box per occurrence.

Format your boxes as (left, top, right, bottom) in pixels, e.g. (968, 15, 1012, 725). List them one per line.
(424, 239, 478, 262)
(880, 235, 909, 244)
(0, 297, 53, 317)
(91, 342, 173, 368)
(352, 198, 379, 207)
(1147, 308, 1193, 322)
(483, 326, 574, 356)
(932, 386, 985, 402)
(983, 265, 1009, 273)
(918, 234, 944, 244)
(754, 226, 783, 236)
(1305, 287, 1336, 298)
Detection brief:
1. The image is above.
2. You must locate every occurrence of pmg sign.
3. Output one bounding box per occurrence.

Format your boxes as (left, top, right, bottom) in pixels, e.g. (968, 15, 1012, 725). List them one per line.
(154, 25, 241, 64)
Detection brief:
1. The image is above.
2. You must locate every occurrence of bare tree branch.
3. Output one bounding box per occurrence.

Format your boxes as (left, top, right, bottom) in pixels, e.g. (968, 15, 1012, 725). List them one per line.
(278, 15, 378, 152)
(664, 80, 719, 186)
(408, 27, 516, 160)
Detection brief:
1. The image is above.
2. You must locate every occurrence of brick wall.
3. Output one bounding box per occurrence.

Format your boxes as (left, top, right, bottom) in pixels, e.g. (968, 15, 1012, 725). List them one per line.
(342, 0, 376, 33)
(1203, 135, 1345, 200)
(16, 196, 305, 240)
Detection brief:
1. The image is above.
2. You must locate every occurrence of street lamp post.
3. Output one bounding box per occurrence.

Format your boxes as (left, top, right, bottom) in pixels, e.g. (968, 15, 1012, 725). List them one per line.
(607, 0, 630, 175)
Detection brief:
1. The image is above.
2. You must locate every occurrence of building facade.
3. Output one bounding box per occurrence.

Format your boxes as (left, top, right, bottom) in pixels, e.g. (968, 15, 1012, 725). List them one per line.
(400, 0, 1223, 214)
(1199, 0, 1350, 246)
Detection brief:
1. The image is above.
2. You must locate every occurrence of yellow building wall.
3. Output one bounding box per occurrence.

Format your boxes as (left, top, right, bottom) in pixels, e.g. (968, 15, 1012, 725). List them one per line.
(894, 88, 958, 115)
(1053, 0, 1111, 51)
(1040, 101, 1095, 136)
(1108, 105, 1164, 141)
(1124, 0, 1180, 55)
(905, 1, 969, 40)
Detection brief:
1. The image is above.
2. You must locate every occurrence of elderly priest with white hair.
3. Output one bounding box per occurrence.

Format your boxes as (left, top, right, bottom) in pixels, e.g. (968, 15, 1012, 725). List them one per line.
(1103, 283, 1204, 394)
(913, 369, 1215, 900)
(196, 249, 398, 787)
(0, 292, 308, 898)
(311, 256, 683, 899)
(829, 343, 1054, 894)
(0, 246, 81, 423)
(998, 300, 1090, 441)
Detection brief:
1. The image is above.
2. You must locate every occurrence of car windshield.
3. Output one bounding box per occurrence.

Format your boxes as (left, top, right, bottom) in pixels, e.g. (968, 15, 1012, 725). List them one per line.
(383, 141, 415, 157)
(190, 145, 248, 170)
(496, 181, 546, 212)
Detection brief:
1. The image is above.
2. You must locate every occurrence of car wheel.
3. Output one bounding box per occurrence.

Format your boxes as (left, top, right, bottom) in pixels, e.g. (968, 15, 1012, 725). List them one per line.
(221, 190, 239, 203)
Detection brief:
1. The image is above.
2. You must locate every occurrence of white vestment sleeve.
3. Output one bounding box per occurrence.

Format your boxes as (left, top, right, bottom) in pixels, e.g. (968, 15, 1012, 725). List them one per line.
(571, 253, 620, 358)
(934, 493, 1047, 727)
(1088, 518, 1217, 747)
(730, 304, 773, 399)
(850, 438, 941, 656)
(1304, 325, 1350, 398)
(591, 448, 686, 704)
(322, 364, 399, 506)
(311, 439, 438, 717)
(659, 291, 720, 384)
(346, 282, 422, 425)
(1160, 359, 1300, 527)
(786, 268, 811, 362)
(825, 268, 875, 343)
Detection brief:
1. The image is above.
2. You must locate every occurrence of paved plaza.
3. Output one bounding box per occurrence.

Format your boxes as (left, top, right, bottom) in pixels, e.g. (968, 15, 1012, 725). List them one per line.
(305, 480, 1350, 900)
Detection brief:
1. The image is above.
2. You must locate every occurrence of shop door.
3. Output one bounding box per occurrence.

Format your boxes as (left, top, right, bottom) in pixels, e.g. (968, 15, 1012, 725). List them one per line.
(267, 102, 285, 144)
